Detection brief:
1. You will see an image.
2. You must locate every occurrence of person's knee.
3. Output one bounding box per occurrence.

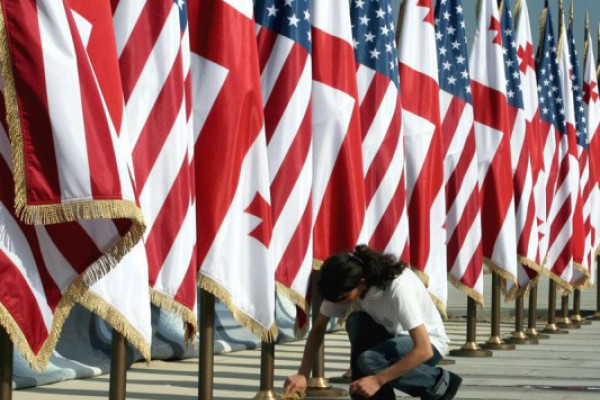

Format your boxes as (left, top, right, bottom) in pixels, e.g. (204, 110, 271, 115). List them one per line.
(356, 349, 383, 376)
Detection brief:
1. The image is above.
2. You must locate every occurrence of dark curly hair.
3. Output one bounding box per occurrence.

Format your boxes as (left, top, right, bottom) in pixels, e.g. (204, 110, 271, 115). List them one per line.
(318, 244, 406, 302)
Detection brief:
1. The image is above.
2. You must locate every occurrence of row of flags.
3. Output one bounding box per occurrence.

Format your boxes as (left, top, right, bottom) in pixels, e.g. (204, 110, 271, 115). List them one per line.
(0, 0, 599, 372)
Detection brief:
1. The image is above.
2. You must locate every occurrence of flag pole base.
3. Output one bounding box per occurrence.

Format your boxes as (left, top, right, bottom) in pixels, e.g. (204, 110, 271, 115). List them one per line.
(587, 313, 600, 321)
(525, 327, 550, 340)
(306, 378, 348, 398)
(556, 317, 581, 329)
(570, 315, 591, 325)
(0, 325, 13, 400)
(253, 390, 279, 400)
(504, 331, 538, 345)
(542, 323, 569, 334)
(480, 336, 515, 350)
(449, 342, 492, 357)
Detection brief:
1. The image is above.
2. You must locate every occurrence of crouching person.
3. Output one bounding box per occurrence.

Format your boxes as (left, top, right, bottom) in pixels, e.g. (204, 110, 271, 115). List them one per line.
(283, 245, 462, 399)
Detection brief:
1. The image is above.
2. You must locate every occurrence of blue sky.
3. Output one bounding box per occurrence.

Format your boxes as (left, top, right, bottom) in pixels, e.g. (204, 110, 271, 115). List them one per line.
(389, 0, 600, 66)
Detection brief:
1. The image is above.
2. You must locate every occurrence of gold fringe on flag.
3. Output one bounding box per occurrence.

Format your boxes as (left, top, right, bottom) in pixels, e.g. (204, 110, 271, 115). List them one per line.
(448, 274, 484, 307)
(275, 282, 309, 317)
(78, 291, 151, 362)
(150, 288, 198, 345)
(483, 258, 519, 301)
(198, 273, 278, 343)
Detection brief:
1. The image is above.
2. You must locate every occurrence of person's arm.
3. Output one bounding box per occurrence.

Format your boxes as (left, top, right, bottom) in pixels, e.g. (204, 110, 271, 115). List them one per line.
(349, 324, 433, 398)
(283, 313, 331, 394)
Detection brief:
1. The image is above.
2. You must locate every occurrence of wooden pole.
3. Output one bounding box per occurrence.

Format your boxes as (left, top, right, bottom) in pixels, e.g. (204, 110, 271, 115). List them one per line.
(305, 270, 347, 398)
(108, 331, 127, 400)
(505, 294, 538, 344)
(253, 342, 277, 399)
(525, 285, 549, 339)
(557, 294, 580, 329)
(542, 280, 568, 334)
(449, 297, 492, 357)
(591, 255, 600, 320)
(0, 325, 12, 400)
(480, 272, 515, 350)
(570, 289, 590, 325)
(198, 289, 215, 400)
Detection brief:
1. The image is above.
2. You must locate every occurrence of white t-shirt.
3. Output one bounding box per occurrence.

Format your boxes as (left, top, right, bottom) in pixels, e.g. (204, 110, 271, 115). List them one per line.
(320, 269, 449, 355)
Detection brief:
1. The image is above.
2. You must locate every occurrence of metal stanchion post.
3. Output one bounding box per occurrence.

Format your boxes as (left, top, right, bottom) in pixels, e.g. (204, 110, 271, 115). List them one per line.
(525, 285, 549, 339)
(449, 297, 492, 357)
(109, 331, 127, 400)
(542, 280, 568, 334)
(480, 272, 515, 350)
(505, 295, 538, 345)
(305, 270, 347, 398)
(199, 289, 215, 400)
(556, 294, 580, 329)
(254, 342, 277, 399)
(570, 289, 590, 325)
(0, 325, 12, 400)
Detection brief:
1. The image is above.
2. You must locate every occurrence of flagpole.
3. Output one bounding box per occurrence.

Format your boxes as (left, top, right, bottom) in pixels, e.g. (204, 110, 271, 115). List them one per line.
(571, 288, 590, 325)
(449, 297, 492, 358)
(198, 288, 215, 400)
(525, 285, 550, 339)
(305, 269, 347, 398)
(542, 280, 569, 334)
(0, 324, 12, 400)
(253, 341, 277, 400)
(108, 330, 127, 400)
(480, 272, 515, 350)
(557, 294, 580, 329)
(505, 294, 538, 345)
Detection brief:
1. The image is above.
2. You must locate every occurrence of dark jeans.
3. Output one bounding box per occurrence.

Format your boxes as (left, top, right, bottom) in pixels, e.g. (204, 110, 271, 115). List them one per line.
(346, 311, 449, 400)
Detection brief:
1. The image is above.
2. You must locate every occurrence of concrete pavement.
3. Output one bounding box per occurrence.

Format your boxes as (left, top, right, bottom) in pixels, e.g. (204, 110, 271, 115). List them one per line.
(12, 274, 600, 399)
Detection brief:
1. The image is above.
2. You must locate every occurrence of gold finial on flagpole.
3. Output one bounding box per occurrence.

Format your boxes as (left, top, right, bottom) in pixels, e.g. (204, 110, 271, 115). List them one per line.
(585, 12, 590, 59)
(569, 0, 574, 29)
(558, 0, 564, 35)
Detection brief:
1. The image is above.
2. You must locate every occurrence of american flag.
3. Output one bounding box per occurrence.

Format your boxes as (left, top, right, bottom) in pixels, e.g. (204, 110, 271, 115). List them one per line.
(583, 25, 600, 287)
(536, 3, 574, 291)
(311, 0, 366, 264)
(434, 0, 484, 304)
(0, 0, 147, 368)
(514, 0, 546, 273)
(399, 0, 448, 314)
(112, 0, 198, 336)
(568, 21, 592, 286)
(190, 0, 277, 341)
(470, 0, 518, 296)
(254, 0, 314, 318)
(500, 0, 539, 293)
(352, 0, 409, 262)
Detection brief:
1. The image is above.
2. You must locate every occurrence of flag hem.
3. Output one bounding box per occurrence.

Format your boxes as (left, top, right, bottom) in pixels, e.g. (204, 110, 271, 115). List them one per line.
(448, 274, 484, 306)
(198, 273, 278, 343)
(149, 288, 197, 343)
(275, 282, 308, 315)
(483, 258, 519, 300)
(79, 290, 151, 361)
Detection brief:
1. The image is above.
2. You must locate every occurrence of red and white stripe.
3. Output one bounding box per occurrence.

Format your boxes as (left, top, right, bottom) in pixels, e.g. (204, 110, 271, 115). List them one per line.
(469, 0, 518, 295)
(189, 0, 276, 341)
(515, 0, 545, 275)
(112, 0, 198, 332)
(398, 0, 447, 312)
(0, 0, 147, 368)
(356, 48, 409, 263)
(439, 65, 484, 304)
(504, 1, 538, 292)
(583, 29, 599, 287)
(311, 0, 366, 262)
(255, 16, 313, 314)
(548, 20, 579, 289)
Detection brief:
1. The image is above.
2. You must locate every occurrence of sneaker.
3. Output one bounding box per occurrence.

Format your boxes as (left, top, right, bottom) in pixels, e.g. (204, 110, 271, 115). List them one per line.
(438, 372, 462, 400)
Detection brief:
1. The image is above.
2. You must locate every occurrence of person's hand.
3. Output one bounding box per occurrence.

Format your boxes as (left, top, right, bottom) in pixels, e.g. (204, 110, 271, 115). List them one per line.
(283, 374, 307, 395)
(349, 375, 383, 398)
